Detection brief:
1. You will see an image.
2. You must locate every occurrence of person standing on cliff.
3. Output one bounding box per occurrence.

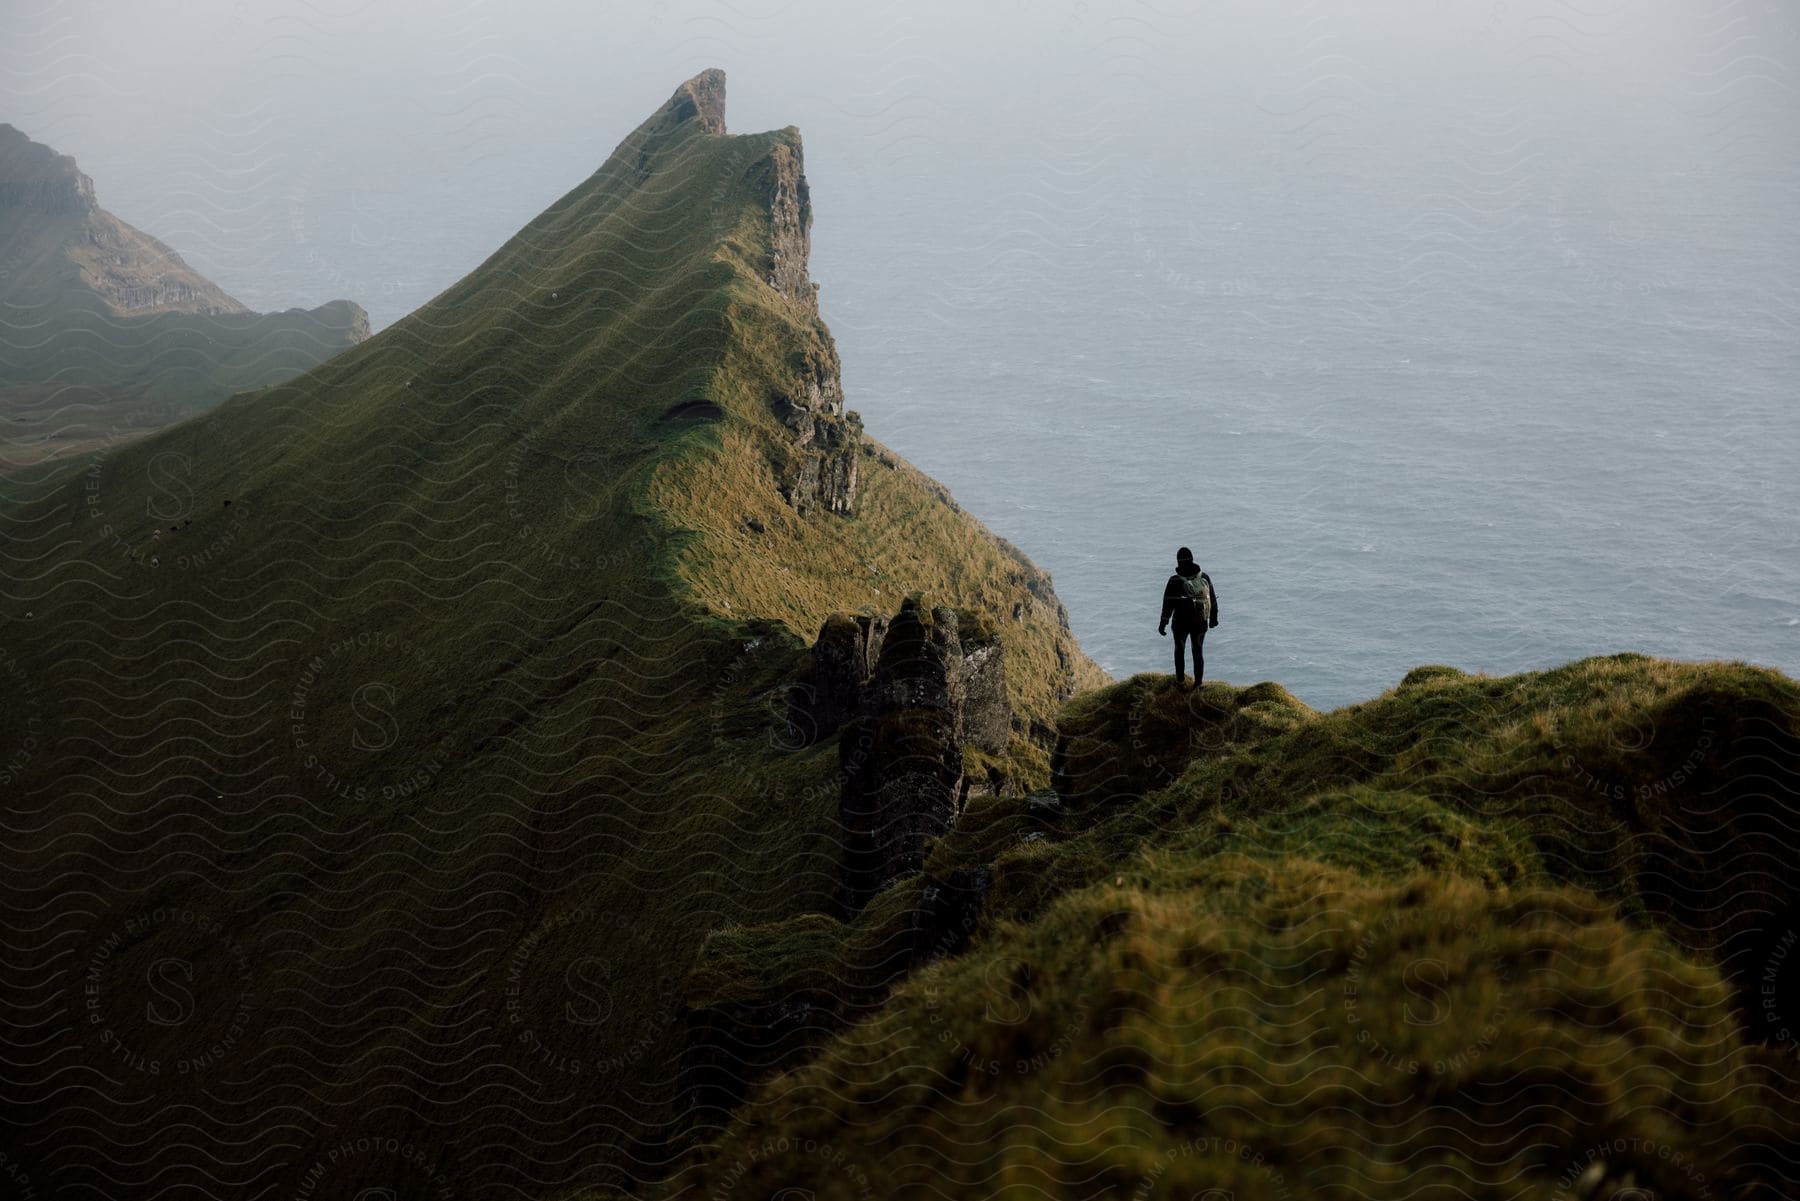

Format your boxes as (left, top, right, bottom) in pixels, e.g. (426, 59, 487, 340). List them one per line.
(1158, 547, 1218, 690)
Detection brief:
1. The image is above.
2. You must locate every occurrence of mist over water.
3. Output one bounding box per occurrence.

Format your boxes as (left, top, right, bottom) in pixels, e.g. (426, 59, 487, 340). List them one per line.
(6, 0, 1795, 708)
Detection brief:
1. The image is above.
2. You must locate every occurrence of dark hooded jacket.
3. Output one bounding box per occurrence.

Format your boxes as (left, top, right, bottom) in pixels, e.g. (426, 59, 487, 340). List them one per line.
(1160, 560, 1218, 629)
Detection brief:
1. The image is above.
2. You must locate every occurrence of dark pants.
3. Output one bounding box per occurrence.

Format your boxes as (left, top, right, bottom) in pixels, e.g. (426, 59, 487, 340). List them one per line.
(1172, 621, 1205, 682)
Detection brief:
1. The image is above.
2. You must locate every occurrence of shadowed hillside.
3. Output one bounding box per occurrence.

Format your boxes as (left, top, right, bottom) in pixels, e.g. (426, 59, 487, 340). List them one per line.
(0, 123, 368, 477)
(0, 70, 1101, 1199)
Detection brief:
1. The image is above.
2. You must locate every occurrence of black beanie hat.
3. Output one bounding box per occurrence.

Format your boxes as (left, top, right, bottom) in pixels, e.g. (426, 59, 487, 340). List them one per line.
(1176, 546, 1194, 563)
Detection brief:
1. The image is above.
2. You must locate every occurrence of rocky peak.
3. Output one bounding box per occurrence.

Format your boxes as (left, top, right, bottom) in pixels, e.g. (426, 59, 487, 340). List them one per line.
(627, 73, 857, 518)
(0, 123, 98, 214)
(633, 68, 728, 178)
(671, 67, 728, 136)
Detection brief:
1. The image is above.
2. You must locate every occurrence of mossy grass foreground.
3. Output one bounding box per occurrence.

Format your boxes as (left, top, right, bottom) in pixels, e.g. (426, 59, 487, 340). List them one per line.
(670, 655, 1800, 1200)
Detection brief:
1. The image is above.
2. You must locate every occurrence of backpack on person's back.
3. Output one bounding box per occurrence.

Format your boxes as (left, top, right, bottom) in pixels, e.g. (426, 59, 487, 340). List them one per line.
(1173, 570, 1214, 626)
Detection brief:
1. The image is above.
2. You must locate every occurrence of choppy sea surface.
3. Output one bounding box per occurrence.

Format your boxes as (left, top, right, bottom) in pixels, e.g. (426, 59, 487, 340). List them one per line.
(828, 151, 1800, 709)
(13, 2, 1795, 709)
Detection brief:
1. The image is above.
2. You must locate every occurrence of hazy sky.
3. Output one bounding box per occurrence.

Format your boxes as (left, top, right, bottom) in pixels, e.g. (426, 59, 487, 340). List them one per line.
(4, 0, 1795, 324)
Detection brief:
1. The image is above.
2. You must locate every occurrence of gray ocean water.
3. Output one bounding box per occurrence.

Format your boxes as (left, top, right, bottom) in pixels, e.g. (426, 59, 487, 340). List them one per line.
(7, 0, 1796, 709)
(831, 145, 1800, 709)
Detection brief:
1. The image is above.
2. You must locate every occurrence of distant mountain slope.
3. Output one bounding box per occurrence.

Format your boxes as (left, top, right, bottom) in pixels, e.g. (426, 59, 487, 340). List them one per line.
(0, 71, 1102, 1199)
(0, 123, 368, 474)
(0, 122, 246, 316)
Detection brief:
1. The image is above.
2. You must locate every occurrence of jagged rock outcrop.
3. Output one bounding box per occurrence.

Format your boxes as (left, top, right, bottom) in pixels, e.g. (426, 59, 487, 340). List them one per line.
(674, 605, 1054, 1148)
(758, 141, 817, 306)
(749, 134, 861, 515)
(787, 611, 890, 744)
(681, 603, 1019, 1120)
(819, 597, 1013, 912)
(776, 404, 860, 516)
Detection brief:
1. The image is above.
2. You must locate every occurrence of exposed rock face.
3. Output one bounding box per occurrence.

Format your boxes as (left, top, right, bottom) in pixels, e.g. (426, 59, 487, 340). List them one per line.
(787, 611, 889, 745)
(633, 67, 726, 179)
(64, 226, 246, 316)
(777, 409, 859, 515)
(770, 345, 846, 445)
(759, 142, 816, 306)
(748, 135, 861, 516)
(325, 297, 374, 345)
(678, 603, 1015, 1122)
(673, 66, 728, 136)
(958, 617, 1012, 754)
(822, 598, 1012, 913)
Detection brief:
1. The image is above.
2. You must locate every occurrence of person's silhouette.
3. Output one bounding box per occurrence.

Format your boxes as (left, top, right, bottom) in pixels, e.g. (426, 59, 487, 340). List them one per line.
(1157, 547, 1218, 689)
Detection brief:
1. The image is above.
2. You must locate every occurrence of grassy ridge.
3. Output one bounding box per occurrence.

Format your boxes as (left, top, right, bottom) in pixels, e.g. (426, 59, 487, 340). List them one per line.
(0, 71, 1103, 1199)
(667, 657, 1800, 1199)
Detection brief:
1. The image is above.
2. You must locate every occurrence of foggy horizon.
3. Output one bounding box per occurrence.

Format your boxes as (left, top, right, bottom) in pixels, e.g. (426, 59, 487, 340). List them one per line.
(8, 1, 1796, 327)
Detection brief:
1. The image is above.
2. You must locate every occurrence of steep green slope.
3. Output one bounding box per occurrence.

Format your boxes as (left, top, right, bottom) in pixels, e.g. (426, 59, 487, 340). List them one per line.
(667, 657, 1800, 1200)
(0, 71, 1100, 1200)
(0, 122, 369, 475)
